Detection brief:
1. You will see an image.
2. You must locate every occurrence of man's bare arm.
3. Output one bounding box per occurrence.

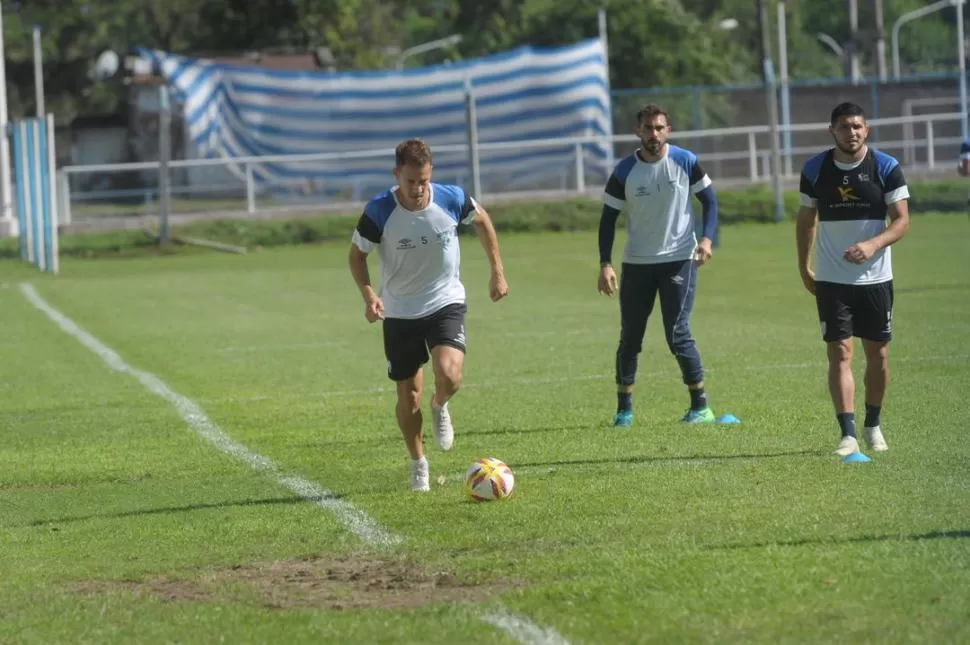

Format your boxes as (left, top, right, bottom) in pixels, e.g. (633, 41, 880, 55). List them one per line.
(348, 244, 376, 301)
(471, 206, 509, 301)
(795, 205, 818, 276)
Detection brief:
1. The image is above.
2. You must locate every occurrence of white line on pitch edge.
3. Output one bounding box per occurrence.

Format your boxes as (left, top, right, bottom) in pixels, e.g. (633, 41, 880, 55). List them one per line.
(480, 609, 572, 645)
(18, 282, 401, 549)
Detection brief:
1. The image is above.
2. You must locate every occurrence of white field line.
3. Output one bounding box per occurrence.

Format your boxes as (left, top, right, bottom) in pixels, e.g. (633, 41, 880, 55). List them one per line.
(200, 353, 969, 405)
(18, 282, 401, 549)
(480, 609, 571, 645)
(20, 282, 569, 644)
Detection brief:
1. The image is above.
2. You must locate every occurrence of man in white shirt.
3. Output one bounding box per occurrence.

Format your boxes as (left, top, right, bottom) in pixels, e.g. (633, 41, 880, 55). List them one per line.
(348, 139, 509, 492)
(796, 102, 910, 457)
(598, 104, 720, 428)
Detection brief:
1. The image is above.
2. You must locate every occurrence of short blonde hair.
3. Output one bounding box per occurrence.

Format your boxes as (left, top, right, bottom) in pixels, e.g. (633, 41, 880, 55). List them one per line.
(395, 139, 432, 168)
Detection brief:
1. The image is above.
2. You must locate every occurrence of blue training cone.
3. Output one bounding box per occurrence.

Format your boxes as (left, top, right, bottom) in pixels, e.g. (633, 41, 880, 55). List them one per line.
(716, 413, 741, 424)
(841, 451, 872, 464)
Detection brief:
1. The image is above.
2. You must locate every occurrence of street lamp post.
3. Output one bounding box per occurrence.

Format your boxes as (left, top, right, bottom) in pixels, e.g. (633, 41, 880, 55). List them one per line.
(891, 0, 967, 138)
(816, 33, 845, 59)
(756, 0, 784, 223)
(395, 34, 462, 70)
(0, 6, 15, 238)
(892, 0, 962, 80)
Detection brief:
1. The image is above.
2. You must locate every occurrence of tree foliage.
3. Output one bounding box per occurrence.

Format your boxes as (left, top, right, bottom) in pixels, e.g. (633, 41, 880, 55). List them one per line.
(1, 0, 961, 125)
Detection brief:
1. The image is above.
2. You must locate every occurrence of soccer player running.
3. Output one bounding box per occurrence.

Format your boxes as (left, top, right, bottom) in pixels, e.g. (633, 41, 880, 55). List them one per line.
(796, 102, 910, 457)
(598, 103, 719, 427)
(348, 139, 509, 491)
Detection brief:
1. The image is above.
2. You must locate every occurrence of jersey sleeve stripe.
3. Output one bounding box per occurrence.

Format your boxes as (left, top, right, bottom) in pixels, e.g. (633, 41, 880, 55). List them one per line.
(884, 185, 910, 205)
(689, 174, 712, 194)
(351, 230, 375, 253)
(462, 196, 480, 224)
(603, 193, 625, 210)
(799, 193, 817, 208)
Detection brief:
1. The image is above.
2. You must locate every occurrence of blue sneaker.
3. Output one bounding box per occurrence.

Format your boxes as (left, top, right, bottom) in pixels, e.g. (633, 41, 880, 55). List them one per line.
(613, 410, 633, 427)
(681, 407, 715, 423)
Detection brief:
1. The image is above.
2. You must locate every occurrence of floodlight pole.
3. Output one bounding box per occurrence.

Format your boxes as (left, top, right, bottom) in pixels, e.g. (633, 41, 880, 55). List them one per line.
(32, 25, 44, 117)
(958, 0, 968, 139)
(158, 83, 172, 244)
(0, 6, 16, 238)
(598, 5, 615, 173)
(757, 0, 785, 223)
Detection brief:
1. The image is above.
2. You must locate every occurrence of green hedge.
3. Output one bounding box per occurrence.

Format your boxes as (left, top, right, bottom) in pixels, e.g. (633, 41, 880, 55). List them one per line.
(1, 178, 966, 260)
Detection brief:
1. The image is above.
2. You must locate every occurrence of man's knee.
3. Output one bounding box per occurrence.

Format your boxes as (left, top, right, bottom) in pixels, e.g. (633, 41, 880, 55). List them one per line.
(862, 340, 889, 363)
(827, 339, 853, 364)
(396, 379, 421, 413)
(664, 319, 693, 355)
(432, 347, 464, 394)
(617, 337, 643, 357)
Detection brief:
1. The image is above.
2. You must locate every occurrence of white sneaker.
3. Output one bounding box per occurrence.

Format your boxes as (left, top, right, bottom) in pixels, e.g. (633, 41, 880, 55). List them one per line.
(431, 400, 454, 451)
(410, 457, 430, 492)
(833, 436, 860, 457)
(864, 425, 888, 452)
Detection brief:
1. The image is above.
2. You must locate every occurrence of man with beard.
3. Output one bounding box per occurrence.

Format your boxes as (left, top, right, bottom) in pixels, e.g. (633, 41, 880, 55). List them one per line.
(796, 102, 910, 457)
(597, 103, 720, 428)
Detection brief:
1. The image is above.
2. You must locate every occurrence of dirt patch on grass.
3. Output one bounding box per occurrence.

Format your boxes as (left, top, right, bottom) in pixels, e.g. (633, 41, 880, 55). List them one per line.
(70, 554, 518, 611)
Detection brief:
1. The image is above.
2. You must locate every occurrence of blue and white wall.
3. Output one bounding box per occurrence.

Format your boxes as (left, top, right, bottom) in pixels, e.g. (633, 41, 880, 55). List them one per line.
(137, 39, 611, 199)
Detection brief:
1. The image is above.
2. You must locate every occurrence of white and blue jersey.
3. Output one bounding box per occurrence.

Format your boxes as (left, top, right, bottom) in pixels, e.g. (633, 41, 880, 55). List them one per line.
(960, 138, 970, 161)
(352, 183, 478, 319)
(799, 147, 909, 286)
(602, 145, 713, 264)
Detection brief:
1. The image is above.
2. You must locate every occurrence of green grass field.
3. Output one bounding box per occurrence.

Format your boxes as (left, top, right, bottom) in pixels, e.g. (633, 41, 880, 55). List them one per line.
(1, 213, 968, 644)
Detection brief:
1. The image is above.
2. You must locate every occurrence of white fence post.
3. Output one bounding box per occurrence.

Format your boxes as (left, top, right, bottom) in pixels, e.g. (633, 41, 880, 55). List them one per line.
(748, 132, 758, 181)
(46, 113, 58, 275)
(926, 120, 935, 169)
(57, 170, 70, 225)
(245, 163, 256, 214)
(574, 142, 585, 194)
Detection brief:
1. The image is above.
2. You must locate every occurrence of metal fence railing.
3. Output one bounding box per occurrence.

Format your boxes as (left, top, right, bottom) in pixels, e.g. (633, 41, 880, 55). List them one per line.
(58, 111, 966, 228)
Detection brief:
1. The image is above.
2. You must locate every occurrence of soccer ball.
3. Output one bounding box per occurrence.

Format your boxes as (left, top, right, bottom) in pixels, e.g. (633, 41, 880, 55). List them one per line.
(463, 457, 515, 502)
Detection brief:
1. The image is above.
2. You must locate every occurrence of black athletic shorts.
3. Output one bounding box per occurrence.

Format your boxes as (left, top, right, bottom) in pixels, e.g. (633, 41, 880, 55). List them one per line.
(815, 280, 893, 343)
(382, 302, 467, 381)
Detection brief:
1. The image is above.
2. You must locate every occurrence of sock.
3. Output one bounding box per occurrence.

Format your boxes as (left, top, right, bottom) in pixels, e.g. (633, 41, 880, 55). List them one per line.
(617, 392, 632, 413)
(837, 412, 857, 439)
(689, 387, 707, 411)
(864, 404, 881, 428)
(413, 455, 427, 467)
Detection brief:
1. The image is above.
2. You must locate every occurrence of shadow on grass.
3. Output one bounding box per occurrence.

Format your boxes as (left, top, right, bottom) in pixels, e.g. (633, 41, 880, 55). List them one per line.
(460, 424, 592, 437)
(709, 529, 970, 551)
(512, 449, 817, 469)
(26, 495, 311, 527)
(895, 283, 970, 293)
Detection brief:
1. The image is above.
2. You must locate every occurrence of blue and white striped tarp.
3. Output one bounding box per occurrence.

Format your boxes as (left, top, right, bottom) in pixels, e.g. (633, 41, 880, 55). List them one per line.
(137, 39, 611, 197)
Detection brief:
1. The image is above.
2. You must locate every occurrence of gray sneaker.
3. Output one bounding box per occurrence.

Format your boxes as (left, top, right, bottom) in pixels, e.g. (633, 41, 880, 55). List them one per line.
(431, 400, 454, 451)
(833, 436, 860, 456)
(410, 457, 430, 492)
(863, 425, 888, 452)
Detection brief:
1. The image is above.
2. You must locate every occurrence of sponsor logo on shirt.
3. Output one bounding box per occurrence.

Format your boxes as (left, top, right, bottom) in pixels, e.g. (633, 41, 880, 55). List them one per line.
(837, 187, 861, 202)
